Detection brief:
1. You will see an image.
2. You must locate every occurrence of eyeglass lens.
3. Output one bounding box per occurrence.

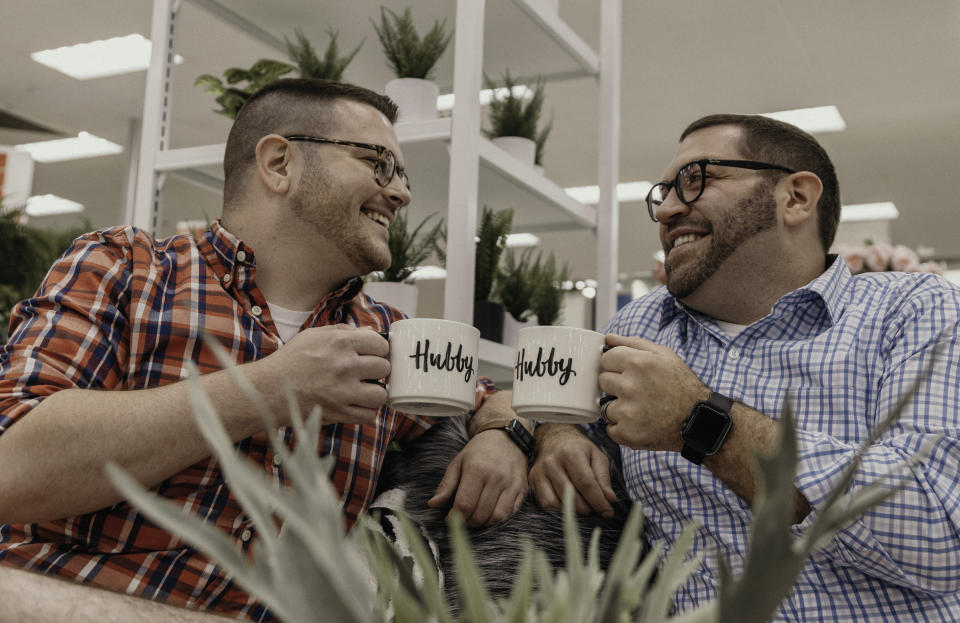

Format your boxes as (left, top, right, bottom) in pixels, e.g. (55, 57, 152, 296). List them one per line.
(374, 148, 409, 190)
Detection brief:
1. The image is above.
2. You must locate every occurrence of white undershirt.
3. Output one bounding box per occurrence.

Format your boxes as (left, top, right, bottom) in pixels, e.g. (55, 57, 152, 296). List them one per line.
(266, 301, 312, 344)
(714, 319, 748, 338)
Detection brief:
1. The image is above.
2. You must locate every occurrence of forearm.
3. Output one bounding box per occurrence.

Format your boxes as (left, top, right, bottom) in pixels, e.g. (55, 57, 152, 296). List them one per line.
(0, 361, 277, 524)
(705, 401, 811, 522)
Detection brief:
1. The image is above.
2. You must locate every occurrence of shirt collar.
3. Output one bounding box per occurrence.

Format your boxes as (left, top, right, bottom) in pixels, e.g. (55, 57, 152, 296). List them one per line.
(656, 254, 850, 331)
(196, 219, 256, 287)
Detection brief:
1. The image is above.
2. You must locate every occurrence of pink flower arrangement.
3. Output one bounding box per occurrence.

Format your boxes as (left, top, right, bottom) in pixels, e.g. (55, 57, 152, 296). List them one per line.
(835, 241, 946, 276)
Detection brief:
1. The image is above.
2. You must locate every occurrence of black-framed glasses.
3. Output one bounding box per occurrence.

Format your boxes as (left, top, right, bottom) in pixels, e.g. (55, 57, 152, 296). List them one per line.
(283, 135, 410, 190)
(645, 159, 796, 222)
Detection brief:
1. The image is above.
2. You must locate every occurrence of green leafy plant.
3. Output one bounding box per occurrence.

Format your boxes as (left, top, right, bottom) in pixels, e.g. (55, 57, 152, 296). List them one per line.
(195, 59, 296, 119)
(372, 6, 452, 80)
(531, 252, 570, 326)
(374, 211, 445, 283)
(104, 334, 933, 623)
(0, 209, 87, 339)
(284, 27, 363, 82)
(484, 71, 548, 142)
(474, 206, 513, 304)
(534, 113, 554, 166)
(496, 247, 542, 322)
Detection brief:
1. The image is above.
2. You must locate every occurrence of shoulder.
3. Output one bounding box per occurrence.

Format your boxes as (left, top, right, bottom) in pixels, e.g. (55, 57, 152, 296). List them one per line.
(848, 271, 960, 322)
(603, 286, 672, 337)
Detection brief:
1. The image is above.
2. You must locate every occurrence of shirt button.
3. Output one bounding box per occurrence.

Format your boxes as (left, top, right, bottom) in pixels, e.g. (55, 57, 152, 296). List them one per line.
(222, 273, 232, 285)
(251, 305, 262, 316)
(236, 250, 246, 262)
(728, 348, 741, 361)
(273, 454, 282, 467)
(240, 528, 253, 542)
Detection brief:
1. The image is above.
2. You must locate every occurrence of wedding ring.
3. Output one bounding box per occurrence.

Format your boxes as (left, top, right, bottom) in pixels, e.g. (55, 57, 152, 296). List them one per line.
(600, 396, 616, 424)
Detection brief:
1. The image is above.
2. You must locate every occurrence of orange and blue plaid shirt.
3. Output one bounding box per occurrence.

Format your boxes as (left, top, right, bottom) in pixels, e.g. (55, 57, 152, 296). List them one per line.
(0, 221, 491, 620)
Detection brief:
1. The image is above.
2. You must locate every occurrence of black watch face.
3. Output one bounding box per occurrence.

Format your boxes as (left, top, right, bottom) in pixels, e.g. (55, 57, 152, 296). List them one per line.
(683, 404, 732, 454)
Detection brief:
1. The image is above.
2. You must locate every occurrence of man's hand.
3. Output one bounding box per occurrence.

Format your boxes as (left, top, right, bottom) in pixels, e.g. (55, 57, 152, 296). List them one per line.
(252, 325, 390, 426)
(427, 429, 528, 526)
(529, 423, 617, 516)
(599, 333, 710, 451)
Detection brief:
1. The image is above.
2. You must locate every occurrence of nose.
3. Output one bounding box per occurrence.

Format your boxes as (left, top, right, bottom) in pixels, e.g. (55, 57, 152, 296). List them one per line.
(653, 187, 690, 223)
(382, 173, 411, 210)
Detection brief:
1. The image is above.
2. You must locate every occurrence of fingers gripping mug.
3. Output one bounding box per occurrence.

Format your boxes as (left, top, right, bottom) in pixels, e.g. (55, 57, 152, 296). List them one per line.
(510, 326, 604, 423)
(385, 319, 481, 417)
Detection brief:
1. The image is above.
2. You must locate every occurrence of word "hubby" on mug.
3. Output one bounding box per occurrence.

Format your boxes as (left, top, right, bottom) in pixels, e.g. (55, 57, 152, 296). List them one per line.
(514, 346, 577, 386)
(409, 339, 476, 382)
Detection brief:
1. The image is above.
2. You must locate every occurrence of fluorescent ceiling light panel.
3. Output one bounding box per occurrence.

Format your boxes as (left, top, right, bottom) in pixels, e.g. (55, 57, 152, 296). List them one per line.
(436, 86, 533, 112)
(505, 233, 541, 247)
(25, 194, 84, 217)
(16, 132, 123, 162)
(31, 33, 184, 80)
(564, 181, 653, 204)
(760, 105, 846, 134)
(839, 202, 899, 222)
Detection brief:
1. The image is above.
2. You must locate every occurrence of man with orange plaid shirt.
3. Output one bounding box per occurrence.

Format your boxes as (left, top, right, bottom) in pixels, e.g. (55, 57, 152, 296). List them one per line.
(0, 79, 529, 621)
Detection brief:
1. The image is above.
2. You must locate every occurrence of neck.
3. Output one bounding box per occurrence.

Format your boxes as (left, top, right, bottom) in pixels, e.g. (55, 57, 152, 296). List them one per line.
(222, 208, 354, 311)
(680, 244, 825, 325)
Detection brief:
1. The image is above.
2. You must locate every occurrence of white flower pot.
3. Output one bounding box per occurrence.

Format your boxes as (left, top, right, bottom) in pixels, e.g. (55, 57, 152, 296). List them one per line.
(492, 136, 536, 166)
(363, 281, 419, 318)
(502, 312, 537, 347)
(385, 78, 439, 123)
(534, 164, 545, 175)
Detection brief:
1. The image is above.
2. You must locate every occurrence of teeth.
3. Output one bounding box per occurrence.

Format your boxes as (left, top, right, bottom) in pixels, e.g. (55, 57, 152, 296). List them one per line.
(673, 234, 702, 249)
(362, 208, 390, 227)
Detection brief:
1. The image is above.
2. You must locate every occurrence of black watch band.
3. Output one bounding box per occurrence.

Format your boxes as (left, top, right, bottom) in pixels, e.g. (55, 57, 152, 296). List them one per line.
(474, 419, 534, 457)
(680, 392, 733, 465)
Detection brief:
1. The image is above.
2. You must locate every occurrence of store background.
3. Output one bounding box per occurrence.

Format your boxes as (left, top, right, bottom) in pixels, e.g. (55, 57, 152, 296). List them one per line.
(2, 0, 959, 329)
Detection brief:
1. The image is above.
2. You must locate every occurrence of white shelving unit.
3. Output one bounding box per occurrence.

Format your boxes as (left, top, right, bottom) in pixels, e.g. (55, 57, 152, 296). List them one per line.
(132, 0, 620, 383)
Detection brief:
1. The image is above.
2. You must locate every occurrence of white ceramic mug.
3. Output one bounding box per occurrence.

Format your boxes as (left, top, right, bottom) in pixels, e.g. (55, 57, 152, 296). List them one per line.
(511, 326, 604, 423)
(385, 318, 480, 417)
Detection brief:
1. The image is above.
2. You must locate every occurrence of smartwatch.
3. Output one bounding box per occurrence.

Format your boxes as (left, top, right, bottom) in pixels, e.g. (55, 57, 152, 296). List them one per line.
(474, 419, 534, 457)
(680, 392, 733, 465)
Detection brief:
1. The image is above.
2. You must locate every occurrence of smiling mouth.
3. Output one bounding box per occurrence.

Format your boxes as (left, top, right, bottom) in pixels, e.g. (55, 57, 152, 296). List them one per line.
(671, 233, 705, 250)
(361, 208, 390, 228)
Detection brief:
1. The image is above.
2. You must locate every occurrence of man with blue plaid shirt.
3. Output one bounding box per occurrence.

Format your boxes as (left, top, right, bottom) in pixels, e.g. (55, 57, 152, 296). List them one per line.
(529, 113, 960, 621)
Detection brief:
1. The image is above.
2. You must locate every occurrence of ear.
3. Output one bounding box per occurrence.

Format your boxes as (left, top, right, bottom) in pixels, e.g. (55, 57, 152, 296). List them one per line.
(777, 171, 823, 228)
(254, 134, 295, 196)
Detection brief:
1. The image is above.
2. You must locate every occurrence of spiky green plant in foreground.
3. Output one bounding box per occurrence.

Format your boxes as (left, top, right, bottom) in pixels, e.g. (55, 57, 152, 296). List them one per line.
(106, 337, 933, 623)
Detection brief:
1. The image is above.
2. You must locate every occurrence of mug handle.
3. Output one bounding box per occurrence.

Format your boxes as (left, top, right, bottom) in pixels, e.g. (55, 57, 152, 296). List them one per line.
(361, 331, 391, 388)
(600, 344, 616, 403)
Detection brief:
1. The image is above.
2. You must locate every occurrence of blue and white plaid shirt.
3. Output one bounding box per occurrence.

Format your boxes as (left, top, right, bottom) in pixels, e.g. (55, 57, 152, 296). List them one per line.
(605, 256, 960, 622)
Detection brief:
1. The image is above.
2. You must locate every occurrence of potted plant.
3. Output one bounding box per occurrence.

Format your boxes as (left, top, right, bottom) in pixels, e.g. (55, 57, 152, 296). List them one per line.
(372, 6, 452, 122)
(484, 70, 549, 166)
(0, 209, 88, 340)
(495, 247, 542, 346)
(531, 251, 570, 326)
(195, 27, 363, 119)
(533, 113, 553, 175)
(473, 206, 513, 342)
(284, 27, 364, 82)
(363, 211, 444, 318)
(195, 59, 296, 119)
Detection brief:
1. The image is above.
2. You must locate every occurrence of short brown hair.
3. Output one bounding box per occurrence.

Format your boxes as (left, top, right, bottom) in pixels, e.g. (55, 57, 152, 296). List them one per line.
(222, 79, 398, 206)
(681, 114, 841, 252)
